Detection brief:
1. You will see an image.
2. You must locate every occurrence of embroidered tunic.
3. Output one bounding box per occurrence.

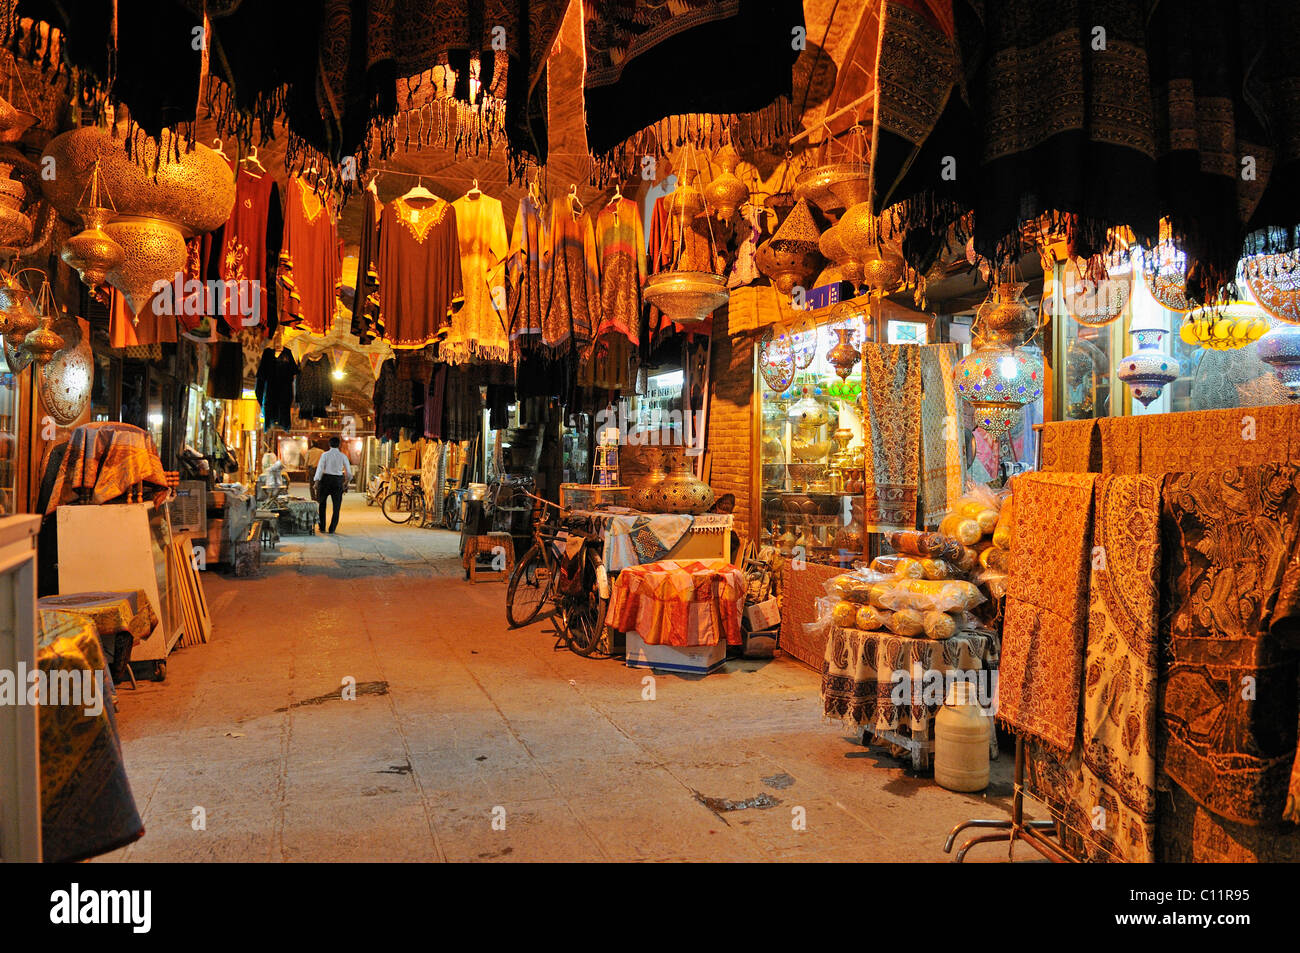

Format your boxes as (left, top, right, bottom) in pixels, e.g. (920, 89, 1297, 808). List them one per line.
(277, 177, 341, 335)
(542, 198, 599, 351)
(445, 193, 510, 364)
(377, 196, 464, 349)
(505, 195, 548, 347)
(220, 166, 283, 331)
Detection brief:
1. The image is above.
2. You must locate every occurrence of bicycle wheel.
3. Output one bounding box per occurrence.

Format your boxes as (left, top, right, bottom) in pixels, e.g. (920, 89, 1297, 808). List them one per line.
(381, 489, 416, 524)
(560, 551, 607, 657)
(506, 544, 552, 628)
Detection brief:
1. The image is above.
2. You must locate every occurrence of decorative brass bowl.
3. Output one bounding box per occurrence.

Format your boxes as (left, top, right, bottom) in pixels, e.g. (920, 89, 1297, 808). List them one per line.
(794, 163, 872, 214)
(643, 270, 728, 325)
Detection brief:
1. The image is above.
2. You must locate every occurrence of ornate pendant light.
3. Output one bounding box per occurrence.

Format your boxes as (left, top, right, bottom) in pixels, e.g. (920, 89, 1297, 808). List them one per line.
(1244, 251, 1300, 325)
(758, 329, 797, 391)
(41, 127, 235, 318)
(1257, 323, 1300, 396)
(1141, 230, 1196, 313)
(1117, 310, 1181, 407)
(756, 198, 824, 296)
(838, 201, 904, 294)
(703, 143, 749, 223)
(1063, 255, 1131, 326)
(1177, 302, 1270, 351)
(954, 276, 1043, 436)
(825, 325, 860, 380)
(20, 277, 65, 367)
(60, 159, 125, 289)
(0, 266, 41, 347)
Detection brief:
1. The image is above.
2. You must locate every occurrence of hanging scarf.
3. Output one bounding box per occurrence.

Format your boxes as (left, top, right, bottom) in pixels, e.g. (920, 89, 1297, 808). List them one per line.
(582, 0, 803, 157)
(542, 198, 599, 353)
(860, 343, 922, 533)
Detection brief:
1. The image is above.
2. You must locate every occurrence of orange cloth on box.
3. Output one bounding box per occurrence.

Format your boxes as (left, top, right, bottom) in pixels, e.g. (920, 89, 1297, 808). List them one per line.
(606, 559, 744, 647)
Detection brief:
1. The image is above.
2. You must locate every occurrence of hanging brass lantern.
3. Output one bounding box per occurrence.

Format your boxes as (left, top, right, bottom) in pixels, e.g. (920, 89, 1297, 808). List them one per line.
(103, 215, 188, 317)
(1063, 256, 1131, 327)
(642, 270, 729, 325)
(826, 326, 860, 380)
(703, 144, 749, 223)
(0, 267, 40, 346)
(60, 160, 125, 289)
(23, 309, 65, 366)
(667, 166, 706, 223)
(795, 162, 872, 216)
(21, 279, 65, 367)
(839, 201, 903, 293)
(755, 198, 823, 296)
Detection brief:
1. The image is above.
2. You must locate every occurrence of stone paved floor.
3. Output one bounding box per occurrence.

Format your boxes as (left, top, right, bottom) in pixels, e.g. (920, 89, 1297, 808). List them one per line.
(99, 494, 1020, 862)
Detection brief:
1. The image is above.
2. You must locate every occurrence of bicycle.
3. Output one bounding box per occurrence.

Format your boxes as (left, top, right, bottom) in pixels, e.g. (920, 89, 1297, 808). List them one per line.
(505, 492, 607, 657)
(380, 469, 425, 525)
(365, 466, 391, 506)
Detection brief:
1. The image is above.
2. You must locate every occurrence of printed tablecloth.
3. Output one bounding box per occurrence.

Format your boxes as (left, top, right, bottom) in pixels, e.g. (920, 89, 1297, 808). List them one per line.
(821, 625, 991, 737)
(606, 559, 744, 647)
(43, 421, 168, 514)
(36, 611, 144, 863)
(38, 589, 158, 686)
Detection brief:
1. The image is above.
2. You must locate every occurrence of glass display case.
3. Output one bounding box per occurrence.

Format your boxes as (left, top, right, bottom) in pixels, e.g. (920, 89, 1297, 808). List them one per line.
(757, 310, 871, 568)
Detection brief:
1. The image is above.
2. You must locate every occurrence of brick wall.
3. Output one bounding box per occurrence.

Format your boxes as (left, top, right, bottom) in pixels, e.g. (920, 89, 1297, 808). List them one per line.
(707, 306, 755, 542)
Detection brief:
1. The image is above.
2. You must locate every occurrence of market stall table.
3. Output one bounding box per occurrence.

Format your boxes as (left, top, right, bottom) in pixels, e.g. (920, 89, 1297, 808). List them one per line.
(821, 625, 998, 770)
(35, 610, 144, 863)
(37, 589, 158, 689)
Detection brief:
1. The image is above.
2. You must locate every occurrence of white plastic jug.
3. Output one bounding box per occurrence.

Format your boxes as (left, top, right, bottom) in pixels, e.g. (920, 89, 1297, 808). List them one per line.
(934, 680, 990, 792)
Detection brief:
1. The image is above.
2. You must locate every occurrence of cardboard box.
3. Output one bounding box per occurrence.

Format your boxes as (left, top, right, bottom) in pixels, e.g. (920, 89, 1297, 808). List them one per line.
(624, 630, 727, 675)
(746, 597, 781, 630)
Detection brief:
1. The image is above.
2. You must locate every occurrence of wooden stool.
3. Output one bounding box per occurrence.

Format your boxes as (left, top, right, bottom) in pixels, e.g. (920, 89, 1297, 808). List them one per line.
(256, 514, 280, 550)
(464, 532, 515, 582)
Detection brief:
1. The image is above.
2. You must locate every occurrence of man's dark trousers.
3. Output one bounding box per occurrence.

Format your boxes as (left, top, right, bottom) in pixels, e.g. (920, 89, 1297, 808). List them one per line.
(318, 473, 345, 533)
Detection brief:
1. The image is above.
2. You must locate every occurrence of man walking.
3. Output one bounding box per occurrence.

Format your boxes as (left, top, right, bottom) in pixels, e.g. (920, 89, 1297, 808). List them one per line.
(305, 439, 326, 500)
(314, 436, 352, 534)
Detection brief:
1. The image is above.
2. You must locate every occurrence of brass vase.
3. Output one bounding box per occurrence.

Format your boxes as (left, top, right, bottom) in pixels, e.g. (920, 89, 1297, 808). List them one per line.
(826, 327, 860, 380)
(704, 144, 749, 222)
(641, 446, 715, 515)
(61, 206, 125, 288)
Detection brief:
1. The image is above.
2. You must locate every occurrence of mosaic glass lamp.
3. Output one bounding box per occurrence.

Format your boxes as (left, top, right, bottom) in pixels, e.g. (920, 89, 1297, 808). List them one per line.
(953, 346, 1044, 436)
(1117, 309, 1181, 407)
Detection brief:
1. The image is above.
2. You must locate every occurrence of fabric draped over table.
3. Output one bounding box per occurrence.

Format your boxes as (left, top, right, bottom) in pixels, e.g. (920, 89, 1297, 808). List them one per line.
(1019, 475, 1163, 863)
(998, 471, 1098, 752)
(822, 625, 991, 735)
(36, 610, 144, 863)
(1038, 418, 1101, 474)
(606, 559, 744, 648)
(1160, 464, 1300, 827)
(1042, 405, 1300, 475)
(43, 423, 169, 515)
(860, 343, 922, 533)
(603, 514, 694, 573)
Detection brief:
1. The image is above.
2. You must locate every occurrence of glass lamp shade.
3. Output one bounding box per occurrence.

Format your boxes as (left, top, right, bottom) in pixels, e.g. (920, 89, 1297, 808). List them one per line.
(1117, 328, 1181, 407)
(1178, 302, 1270, 351)
(1257, 323, 1300, 397)
(954, 346, 1043, 436)
(1245, 252, 1300, 325)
